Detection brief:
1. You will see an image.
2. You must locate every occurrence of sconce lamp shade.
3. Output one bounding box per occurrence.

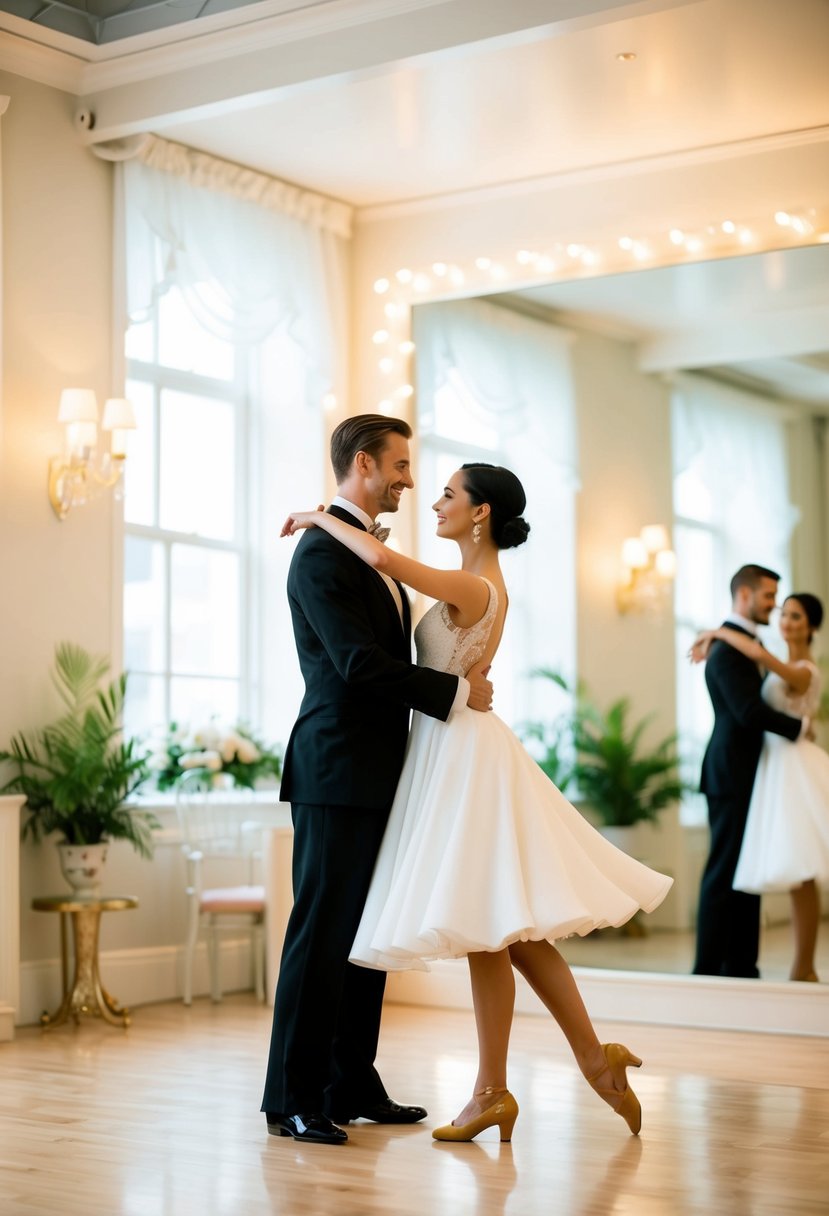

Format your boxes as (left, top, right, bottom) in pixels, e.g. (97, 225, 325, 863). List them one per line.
(640, 524, 670, 554)
(102, 398, 137, 431)
(57, 388, 98, 424)
(621, 537, 648, 570)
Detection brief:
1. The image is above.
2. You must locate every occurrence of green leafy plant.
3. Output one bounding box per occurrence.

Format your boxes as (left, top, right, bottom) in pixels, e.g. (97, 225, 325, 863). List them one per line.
(518, 667, 576, 793)
(523, 670, 686, 827)
(0, 642, 157, 856)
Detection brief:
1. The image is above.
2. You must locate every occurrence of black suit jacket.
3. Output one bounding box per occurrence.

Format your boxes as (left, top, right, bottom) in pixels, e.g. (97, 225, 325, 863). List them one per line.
(279, 505, 459, 810)
(700, 623, 802, 805)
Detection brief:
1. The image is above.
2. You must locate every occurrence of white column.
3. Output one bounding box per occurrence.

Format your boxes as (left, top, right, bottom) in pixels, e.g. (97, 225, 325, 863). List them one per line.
(0, 795, 23, 1040)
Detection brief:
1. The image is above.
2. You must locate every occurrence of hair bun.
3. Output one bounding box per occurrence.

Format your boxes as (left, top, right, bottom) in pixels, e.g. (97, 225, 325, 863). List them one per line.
(499, 516, 531, 550)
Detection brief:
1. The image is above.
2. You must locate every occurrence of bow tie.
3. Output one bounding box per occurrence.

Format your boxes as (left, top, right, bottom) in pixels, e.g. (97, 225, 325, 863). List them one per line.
(368, 522, 390, 543)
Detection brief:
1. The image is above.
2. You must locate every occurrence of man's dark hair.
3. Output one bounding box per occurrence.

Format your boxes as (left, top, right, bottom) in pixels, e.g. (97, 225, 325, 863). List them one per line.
(330, 414, 412, 483)
(730, 564, 781, 599)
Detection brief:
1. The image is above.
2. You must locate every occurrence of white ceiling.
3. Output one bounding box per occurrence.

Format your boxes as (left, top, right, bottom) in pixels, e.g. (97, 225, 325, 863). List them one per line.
(158, 0, 829, 208)
(500, 245, 829, 406)
(3, 0, 828, 401)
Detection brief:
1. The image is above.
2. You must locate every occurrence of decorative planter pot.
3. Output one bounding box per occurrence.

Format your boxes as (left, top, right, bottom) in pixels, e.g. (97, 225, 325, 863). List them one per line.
(598, 825, 640, 854)
(57, 841, 109, 898)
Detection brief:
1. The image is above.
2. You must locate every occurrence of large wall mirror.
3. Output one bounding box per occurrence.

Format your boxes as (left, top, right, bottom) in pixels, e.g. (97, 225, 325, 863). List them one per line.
(407, 241, 829, 989)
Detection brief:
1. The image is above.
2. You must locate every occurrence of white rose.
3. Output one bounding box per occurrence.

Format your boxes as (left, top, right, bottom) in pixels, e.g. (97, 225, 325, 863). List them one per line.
(220, 732, 243, 763)
(235, 739, 260, 764)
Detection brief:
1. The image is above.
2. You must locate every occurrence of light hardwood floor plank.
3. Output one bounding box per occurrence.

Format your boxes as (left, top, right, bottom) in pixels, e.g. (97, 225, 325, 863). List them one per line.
(1, 996, 828, 1215)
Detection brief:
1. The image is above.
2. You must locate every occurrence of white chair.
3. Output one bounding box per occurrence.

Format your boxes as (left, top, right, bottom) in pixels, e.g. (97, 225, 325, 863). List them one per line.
(176, 780, 266, 1006)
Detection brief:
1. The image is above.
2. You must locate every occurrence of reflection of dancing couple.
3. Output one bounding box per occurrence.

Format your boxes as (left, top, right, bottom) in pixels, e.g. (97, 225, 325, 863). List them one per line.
(691, 564, 829, 982)
(261, 414, 672, 1147)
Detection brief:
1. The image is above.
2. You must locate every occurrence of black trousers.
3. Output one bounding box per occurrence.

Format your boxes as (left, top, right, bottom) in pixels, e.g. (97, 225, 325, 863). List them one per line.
(693, 793, 761, 978)
(261, 802, 389, 1115)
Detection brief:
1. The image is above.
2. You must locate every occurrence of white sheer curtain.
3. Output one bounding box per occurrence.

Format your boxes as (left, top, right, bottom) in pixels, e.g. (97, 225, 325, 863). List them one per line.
(414, 298, 578, 729)
(120, 136, 351, 744)
(671, 374, 798, 823)
(122, 134, 350, 406)
(672, 374, 798, 581)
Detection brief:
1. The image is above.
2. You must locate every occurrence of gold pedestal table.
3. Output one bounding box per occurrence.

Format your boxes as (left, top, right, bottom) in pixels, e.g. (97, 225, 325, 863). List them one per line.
(32, 895, 139, 1028)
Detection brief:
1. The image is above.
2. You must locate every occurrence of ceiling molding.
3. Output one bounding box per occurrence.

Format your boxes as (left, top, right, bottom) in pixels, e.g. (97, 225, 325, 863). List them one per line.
(356, 125, 829, 221)
(0, 27, 87, 91)
(638, 303, 829, 373)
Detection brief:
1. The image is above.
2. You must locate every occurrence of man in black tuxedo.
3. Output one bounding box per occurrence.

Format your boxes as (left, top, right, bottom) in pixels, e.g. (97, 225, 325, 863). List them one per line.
(693, 564, 805, 979)
(262, 414, 493, 1144)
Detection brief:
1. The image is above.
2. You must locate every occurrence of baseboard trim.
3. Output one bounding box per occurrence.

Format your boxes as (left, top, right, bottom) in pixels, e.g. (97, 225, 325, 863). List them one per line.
(0, 1002, 15, 1042)
(17, 938, 262, 1028)
(386, 963, 829, 1037)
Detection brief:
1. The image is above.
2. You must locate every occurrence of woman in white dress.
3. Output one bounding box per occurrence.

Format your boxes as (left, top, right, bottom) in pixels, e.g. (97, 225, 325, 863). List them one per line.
(691, 593, 828, 982)
(283, 463, 672, 1141)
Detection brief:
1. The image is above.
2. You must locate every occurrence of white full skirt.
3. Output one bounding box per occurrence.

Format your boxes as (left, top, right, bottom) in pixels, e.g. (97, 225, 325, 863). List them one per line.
(734, 735, 829, 894)
(350, 708, 673, 971)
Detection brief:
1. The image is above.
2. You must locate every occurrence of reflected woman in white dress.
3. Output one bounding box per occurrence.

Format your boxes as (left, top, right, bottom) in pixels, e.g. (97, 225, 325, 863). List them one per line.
(283, 464, 672, 1141)
(692, 593, 829, 983)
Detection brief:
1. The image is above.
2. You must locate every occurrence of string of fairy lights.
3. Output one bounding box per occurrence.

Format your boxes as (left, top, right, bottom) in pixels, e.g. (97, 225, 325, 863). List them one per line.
(342, 204, 829, 418)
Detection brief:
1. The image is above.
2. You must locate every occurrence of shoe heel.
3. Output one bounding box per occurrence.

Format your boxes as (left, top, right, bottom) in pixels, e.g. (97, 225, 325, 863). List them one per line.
(499, 1113, 517, 1142)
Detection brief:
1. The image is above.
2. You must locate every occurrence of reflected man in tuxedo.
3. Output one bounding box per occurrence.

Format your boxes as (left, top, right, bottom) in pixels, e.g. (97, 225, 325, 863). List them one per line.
(694, 564, 804, 978)
(262, 414, 493, 1145)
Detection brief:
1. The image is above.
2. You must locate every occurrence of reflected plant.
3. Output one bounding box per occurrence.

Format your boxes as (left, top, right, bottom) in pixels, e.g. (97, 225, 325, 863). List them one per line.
(521, 669, 687, 827)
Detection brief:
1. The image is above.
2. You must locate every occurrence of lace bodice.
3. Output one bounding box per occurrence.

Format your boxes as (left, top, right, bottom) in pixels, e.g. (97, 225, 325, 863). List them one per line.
(414, 578, 499, 677)
(762, 661, 822, 717)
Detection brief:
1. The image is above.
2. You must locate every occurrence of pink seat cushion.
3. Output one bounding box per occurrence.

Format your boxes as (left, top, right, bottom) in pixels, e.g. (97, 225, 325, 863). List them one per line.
(200, 885, 265, 914)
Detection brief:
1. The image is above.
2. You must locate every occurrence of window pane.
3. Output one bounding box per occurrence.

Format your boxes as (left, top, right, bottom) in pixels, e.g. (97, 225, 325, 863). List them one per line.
(674, 468, 713, 523)
(158, 285, 234, 380)
(123, 379, 156, 527)
(123, 673, 166, 742)
(124, 536, 166, 673)
(674, 525, 715, 626)
(170, 677, 240, 730)
(171, 545, 240, 677)
(430, 373, 499, 448)
(125, 314, 153, 363)
(159, 389, 236, 540)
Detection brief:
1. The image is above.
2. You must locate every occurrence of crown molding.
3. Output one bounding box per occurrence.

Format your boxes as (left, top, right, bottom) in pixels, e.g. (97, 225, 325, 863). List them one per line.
(356, 126, 829, 222)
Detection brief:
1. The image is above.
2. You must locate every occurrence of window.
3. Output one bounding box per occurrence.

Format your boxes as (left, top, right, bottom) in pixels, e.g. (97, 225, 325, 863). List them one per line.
(671, 377, 796, 824)
(119, 146, 343, 751)
(122, 286, 252, 739)
(414, 298, 578, 729)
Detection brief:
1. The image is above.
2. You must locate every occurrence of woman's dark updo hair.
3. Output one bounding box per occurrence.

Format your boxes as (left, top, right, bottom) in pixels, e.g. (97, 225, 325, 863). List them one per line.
(785, 592, 824, 640)
(460, 463, 530, 551)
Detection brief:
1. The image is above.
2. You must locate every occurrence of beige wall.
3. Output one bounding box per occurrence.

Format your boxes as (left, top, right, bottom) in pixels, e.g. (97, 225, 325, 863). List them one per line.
(0, 72, 133, 971)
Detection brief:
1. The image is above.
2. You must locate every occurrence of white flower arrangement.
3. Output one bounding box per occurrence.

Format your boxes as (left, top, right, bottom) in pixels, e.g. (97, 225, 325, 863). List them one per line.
(151, 719, 282, 791)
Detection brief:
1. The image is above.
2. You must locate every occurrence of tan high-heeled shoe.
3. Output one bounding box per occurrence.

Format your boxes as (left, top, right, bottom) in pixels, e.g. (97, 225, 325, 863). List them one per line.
(432, 1088, 519, 1142)
(586, 1043, 643, 1136)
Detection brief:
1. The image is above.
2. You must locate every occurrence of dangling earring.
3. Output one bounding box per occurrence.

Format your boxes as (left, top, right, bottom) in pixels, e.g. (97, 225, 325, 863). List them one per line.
(472, 521, 482, 545)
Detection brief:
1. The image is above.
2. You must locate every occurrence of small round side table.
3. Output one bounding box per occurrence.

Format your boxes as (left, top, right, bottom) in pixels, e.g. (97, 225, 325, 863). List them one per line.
(32, 895, 139, 1029)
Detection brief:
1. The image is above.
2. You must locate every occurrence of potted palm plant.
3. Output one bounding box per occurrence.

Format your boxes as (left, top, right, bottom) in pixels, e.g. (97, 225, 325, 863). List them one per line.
(0, 642, 156, 896)
(523, 669, 686, 835)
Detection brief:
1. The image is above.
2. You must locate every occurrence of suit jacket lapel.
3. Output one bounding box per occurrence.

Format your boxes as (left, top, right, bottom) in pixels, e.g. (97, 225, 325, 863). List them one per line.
(328, 505, 408, 640)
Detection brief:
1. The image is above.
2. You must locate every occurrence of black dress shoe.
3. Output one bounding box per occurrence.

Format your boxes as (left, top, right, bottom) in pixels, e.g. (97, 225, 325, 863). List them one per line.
(332, 1098, 428, 1125)
(266, 1112, 348, 1144)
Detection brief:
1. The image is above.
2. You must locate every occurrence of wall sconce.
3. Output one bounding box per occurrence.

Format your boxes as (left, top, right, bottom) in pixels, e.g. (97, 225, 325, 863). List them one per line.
(616, 524, 677, 614)
(48, 390, 136, 521)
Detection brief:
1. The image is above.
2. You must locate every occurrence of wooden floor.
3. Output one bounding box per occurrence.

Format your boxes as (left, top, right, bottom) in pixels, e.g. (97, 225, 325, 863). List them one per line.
(2, 996, 828, 1216)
